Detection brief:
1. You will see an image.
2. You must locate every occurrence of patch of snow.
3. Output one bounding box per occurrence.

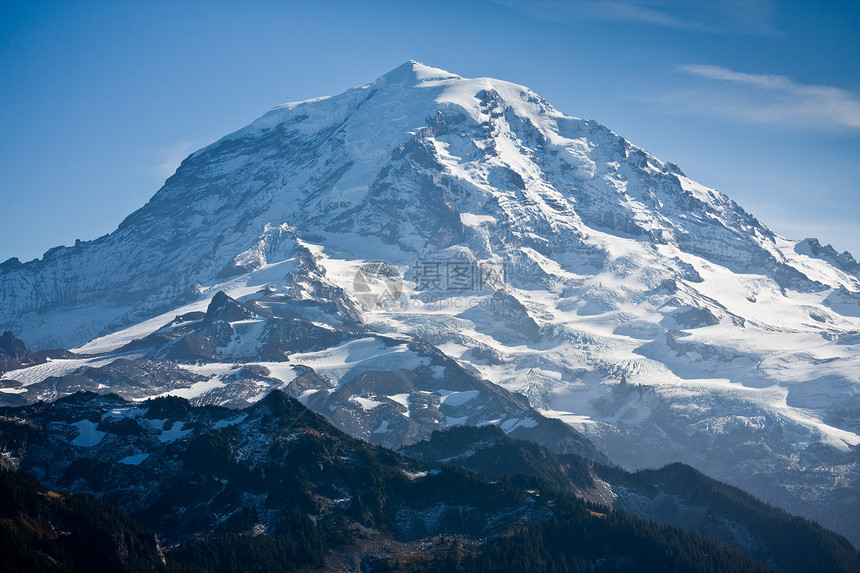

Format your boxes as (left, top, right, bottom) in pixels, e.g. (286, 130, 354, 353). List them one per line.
(460, 213, 497, 226)
(178, 363, 241, 377)
(436, 389, 479, 407)
(245, 387, 270, 404)
(387, 393, 411, 418)
(118, 453, 149, 465)
(71, 420, 105, 447)
(219, 320, 266, 359)
(155, 378, 226, 400)
(1, 356, 119, 387)
(255, 363, 298, 384)
(388, 393, 410, 408)
(290, 338, 427, 384)
(212, 413, 248, 429)
(158, 421, 192, 443)
(500, 417, 538, 432)
(351, 396, 382, 410)
(296, 389, 318, 405)
(0, 388, 26, 394)
(102, 407, 147, 420)
(373, 420, 390, 434)
(142, 418, 167, 430)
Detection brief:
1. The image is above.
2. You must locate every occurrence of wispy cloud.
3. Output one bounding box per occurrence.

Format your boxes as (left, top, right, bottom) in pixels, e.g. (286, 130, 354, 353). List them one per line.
(155, 140, 197, 178)
(669, 65, 860, 130)
(493, 0, 778, 35)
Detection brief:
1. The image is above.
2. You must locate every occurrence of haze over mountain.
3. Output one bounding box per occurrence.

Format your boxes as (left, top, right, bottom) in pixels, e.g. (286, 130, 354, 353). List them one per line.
(1, 61, 858, 546)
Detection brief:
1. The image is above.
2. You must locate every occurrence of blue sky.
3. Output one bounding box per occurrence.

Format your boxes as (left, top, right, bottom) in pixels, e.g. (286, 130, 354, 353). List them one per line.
(1, 0, 858, 263)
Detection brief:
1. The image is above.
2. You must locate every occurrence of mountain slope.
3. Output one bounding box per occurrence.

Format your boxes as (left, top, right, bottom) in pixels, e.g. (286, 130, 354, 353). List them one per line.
(0, 296, 605, 461)
(1, 61, 858, 544)
(0, 469, 165, 573)
(0, 392, 783, 573)
(401, 425, 860, 573)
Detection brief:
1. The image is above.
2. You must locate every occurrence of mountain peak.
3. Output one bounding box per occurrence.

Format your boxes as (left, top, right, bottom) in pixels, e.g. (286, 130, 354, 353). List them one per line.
(374, 60, 461, 88)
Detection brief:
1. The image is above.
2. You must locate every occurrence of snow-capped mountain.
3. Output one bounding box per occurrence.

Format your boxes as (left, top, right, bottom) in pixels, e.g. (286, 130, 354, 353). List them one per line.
(1, 61, 858, 544)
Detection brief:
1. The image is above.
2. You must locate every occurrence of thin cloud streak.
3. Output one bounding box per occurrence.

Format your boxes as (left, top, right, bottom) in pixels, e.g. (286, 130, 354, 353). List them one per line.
(673, 65, 860, 130)
(493, 0, 778, 35)
(155, 140, 197, 178)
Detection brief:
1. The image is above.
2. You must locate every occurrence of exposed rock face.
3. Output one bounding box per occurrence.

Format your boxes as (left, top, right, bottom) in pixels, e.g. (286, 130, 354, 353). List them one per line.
(0, 330, 77, 377)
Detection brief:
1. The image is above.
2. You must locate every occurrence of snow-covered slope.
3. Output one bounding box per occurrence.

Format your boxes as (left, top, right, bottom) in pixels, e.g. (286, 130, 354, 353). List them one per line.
(1, 61, 858, 544)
